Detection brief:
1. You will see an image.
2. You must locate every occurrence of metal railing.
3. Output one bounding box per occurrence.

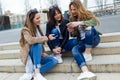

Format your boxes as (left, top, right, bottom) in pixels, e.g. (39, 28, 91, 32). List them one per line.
(88, 2, 120, 17)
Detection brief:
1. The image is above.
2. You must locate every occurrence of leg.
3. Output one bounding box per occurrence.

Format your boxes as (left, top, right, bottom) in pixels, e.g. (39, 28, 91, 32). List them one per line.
(63, 38, 78, 51)
(29, 43, 42, 69)
(72, 44, 96, 80)
(25, 55, 34, 73)
(51, 28, 63, 63)
(84, 27, 100, 52)
(29, 43, 47, 80)
(40, 56, 58, 74)
(72, 44, 86, 67)
(19, 43, 44, 80)
(83, 27, 100, 61)
(83, 27, 96, 61)
(92, 27, 100, 48)
(51, 28, 60, 47)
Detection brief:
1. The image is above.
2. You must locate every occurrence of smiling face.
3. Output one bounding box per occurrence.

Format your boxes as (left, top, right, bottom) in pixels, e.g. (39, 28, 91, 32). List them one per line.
(33, 13, 40, 26)
(70, 5, 78, 17)
(54, 10, 62, 22)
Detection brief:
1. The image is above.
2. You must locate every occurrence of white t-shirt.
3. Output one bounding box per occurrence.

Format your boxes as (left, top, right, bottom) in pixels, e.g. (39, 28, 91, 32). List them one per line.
(56, 23, 63, 39)
(36, 28, 41, 37)
(78, 25, 85, 40)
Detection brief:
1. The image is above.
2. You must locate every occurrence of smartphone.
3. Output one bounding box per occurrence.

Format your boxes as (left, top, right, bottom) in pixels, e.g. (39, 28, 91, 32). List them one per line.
(53, 35, 58, 37)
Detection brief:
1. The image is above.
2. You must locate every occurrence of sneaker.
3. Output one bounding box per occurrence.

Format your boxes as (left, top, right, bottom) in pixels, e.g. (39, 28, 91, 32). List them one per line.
(19, 73, 32, 80)
(34, 73, 47, 80)
(77, 71, 96, 80)
(83, 53, 92, 62)
(51, 54, 63, 63)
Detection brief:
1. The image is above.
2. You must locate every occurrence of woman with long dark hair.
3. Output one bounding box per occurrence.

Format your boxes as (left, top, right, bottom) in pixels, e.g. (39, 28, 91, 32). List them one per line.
(46, 5, 78, 63)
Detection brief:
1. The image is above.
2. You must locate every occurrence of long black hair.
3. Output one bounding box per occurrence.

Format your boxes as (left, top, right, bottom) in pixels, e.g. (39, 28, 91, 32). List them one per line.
(48, 5, 63, 27)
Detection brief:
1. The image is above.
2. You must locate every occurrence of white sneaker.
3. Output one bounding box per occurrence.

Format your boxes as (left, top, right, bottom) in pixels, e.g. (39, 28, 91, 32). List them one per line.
(55, 54, 63, 63)
(77, 71, 96, 80)
(83, 53, 92, 62)
(52, 54, 63, 63)
(34, 73, 47, 80)
(19, 73, 32, 80)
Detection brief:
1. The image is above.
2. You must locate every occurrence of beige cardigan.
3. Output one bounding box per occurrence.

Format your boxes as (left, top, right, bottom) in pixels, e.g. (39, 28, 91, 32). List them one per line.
(20, 27, 48, 65)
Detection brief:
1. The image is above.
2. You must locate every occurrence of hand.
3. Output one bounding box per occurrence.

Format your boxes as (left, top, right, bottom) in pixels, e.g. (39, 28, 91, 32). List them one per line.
(48, 34, 56, 40)
(42, 53, 48, 57)
(67, 23, 74, 32)
(53, 47, 61, 54)
(67, 21, 84, 28)
(86, 26, 92, 30)
(67, 27, 74, 32)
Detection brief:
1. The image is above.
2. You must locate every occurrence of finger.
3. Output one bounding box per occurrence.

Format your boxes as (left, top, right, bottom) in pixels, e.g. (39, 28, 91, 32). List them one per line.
(66, 23, 71, 26)
(51, 34, 55, 36)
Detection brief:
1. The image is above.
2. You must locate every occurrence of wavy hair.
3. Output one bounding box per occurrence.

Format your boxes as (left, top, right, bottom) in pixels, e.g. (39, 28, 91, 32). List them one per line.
(69, 0, 99, 25)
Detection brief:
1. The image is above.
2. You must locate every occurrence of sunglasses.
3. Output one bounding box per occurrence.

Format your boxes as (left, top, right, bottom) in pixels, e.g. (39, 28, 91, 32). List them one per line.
(49, 4, 58, 10)
(28, 8, 38, 17)
(30, 8, 38, 13)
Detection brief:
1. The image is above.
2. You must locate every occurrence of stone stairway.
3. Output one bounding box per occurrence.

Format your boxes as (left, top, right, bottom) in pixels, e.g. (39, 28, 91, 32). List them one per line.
(0, 32, 120, 80)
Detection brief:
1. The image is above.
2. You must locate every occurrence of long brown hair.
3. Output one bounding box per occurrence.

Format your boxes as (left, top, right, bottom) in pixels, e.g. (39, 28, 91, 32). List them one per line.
(19, 9, 43, 47)
(69, 0, 99, 25)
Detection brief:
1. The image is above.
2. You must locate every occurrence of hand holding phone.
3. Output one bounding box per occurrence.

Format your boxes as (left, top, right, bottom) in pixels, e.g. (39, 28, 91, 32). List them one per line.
(48, 34, 56, 40)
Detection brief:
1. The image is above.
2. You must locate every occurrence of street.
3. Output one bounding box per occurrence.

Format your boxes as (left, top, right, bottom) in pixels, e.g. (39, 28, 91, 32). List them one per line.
(0, 14, 120, 44)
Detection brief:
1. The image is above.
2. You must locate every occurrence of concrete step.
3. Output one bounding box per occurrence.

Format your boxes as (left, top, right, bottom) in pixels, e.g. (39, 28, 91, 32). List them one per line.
(100, 32, 120, 43)
(0, 54, 120, 73)
(0, 32, 120, 50)
(0, 73, 120, 80)
(0, 50, 19, 59)
(0, 42, 19, 50)
(92, 42, 120, 55)
(0, 42, 120, 59)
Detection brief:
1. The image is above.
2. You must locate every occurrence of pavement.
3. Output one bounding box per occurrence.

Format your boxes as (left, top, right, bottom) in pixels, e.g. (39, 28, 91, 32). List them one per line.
(0, 73, 120, 80)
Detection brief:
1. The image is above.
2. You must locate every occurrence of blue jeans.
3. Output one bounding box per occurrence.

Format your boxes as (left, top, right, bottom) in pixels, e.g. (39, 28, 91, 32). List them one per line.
(72, 27, 100, 67)
(26, 43, 58, 74)
(51, 28, 78, 51)
(84, 27, 100, 48)
(72, 43, 86, 67)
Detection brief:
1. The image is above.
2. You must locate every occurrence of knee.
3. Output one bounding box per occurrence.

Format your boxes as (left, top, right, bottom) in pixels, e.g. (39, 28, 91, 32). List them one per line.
(51, 28, 59, 35)
(85, 30, 93, 37)
(72, 39, 78, 45)
(72, 46, 79, 56)
(72, 45, 85, 55)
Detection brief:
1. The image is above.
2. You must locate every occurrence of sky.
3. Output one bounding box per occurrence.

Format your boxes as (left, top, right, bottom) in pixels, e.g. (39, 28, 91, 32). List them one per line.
(0, 0, 113, 14)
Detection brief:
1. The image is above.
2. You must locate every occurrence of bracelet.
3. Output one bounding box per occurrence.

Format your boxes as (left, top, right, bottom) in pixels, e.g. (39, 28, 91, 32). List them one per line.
(46, 34, 50, 40)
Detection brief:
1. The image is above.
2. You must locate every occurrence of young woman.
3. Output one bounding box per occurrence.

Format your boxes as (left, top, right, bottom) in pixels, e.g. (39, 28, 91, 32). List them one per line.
(67, 0, 100, 80)
(46, 5, 78, 63)
(19, 9, 58, 80)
